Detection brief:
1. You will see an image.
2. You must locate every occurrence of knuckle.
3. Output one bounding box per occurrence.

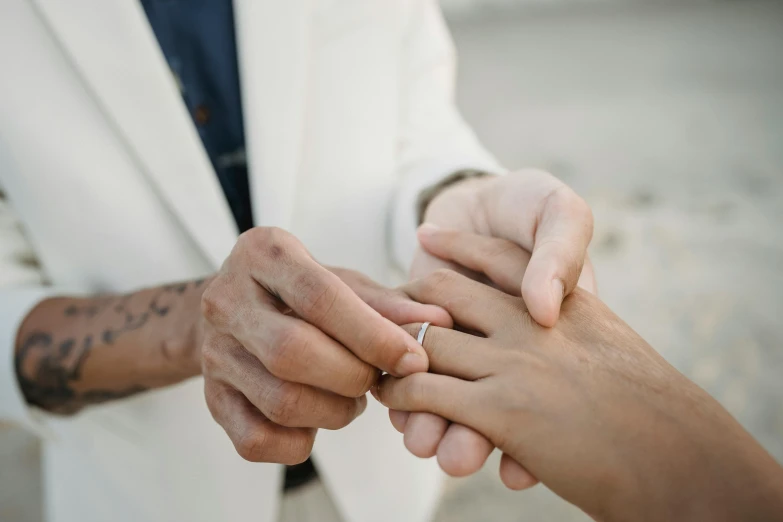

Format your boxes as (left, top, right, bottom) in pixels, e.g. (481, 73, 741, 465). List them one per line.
(200, 276, 242, 330)
(294, 272, 337, 321)
(261, 227, 295, 260)
(561, 189, 593, 230)
(423, 268, 458, 295)
(386, 291, 418, 321)
(542, 183, 571, 210)
(361, 284, 396, 315)
(550, 183, 592, 221)
(200, 343, 222, 375)
(265, 382, 304, 426)
(265, 325, 307, 378)
(235, 228, 266, 258)
(239, 227, 297, 261)
(235, 228, 255, 249)
(235, 429, 270, 463)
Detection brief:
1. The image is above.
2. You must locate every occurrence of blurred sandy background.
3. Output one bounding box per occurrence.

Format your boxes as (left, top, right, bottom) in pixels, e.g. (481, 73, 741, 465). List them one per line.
(2, 1, 782, 520)
(435, 0, 783, 520)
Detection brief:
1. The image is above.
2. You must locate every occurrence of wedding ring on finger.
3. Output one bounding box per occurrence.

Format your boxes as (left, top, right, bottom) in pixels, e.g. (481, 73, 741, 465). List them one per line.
(417, 322, 431, 346)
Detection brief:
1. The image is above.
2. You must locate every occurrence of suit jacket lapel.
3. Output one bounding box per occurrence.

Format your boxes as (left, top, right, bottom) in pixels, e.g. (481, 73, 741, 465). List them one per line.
(30, 0, 239, 268)
(234, 0, 312, 231)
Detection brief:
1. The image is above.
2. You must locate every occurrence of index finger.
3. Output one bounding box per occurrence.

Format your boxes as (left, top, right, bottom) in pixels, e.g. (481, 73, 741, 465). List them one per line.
(242, 228, 428, 377)
(402, 269, 521, 337)
(417, 226, 530, 296)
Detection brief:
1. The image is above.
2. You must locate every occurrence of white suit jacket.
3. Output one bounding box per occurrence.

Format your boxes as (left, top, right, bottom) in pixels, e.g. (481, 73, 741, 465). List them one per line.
(0, 1, 501, 521)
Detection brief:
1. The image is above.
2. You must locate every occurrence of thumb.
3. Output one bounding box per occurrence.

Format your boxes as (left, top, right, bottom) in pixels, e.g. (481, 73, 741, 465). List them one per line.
(522, 188, 593, 327)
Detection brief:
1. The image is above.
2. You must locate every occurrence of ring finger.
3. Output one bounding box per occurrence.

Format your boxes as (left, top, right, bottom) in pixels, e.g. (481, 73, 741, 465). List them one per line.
(398, 323, 494, 471)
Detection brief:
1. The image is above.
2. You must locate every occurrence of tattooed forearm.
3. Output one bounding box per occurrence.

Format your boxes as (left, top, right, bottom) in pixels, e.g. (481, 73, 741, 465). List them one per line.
(14, 332, 147, 414)
(14, 279, 209, 414)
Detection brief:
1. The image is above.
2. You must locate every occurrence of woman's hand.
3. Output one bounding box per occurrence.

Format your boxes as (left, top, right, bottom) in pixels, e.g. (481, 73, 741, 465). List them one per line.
(377, 236, 783, 521)
(395, 224, 597, 488)
(402, 169, 600, 485)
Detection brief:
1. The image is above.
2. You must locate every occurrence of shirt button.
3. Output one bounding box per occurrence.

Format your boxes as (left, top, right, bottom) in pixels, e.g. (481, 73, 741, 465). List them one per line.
(193, 104, 210, 125)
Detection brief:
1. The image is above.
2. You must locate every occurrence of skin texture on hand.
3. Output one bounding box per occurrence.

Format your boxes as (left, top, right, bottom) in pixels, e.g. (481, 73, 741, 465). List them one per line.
(14, 224, 448, 468)
(412, 170, 596, 325)
(402, 170, 596, 485)
(200, 227, 450, 464)
(377, 264, 783, 521)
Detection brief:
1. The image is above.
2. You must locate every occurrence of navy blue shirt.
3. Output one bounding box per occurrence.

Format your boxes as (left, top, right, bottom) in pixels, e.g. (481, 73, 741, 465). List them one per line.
(141, 0, 254, 233)
(141, 0, 319, 490)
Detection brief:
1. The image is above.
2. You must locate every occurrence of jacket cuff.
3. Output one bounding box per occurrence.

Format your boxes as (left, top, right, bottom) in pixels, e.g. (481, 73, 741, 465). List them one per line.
(391, 156, 506, 272)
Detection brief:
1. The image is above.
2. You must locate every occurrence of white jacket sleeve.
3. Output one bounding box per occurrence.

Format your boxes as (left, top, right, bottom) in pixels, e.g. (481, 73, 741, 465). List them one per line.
(391, 0, 505, 270)
(0, 187, 56, 435)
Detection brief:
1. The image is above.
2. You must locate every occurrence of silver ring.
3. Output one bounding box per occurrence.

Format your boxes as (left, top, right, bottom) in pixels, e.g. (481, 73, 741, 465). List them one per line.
(417, 322, 431, 345)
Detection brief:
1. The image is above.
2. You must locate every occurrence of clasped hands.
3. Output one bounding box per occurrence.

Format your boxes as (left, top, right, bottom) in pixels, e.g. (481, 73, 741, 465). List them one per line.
(200, 169, 595, 478)
(200, 170, 783, 521)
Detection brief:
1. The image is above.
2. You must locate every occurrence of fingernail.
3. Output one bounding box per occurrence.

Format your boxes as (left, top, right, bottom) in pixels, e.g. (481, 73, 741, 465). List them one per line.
(417, 223, 440, 237)
(395, 351, 427, 376)
(370, 385, 380, 401)
(551, 278, 565, 303)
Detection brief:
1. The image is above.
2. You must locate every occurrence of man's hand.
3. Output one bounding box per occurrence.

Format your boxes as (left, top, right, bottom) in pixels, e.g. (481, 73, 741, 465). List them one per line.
(412, 169, 597, 322)
(399, 170, 596, 484)
(377, 269, 783, 521)
(200, 227, 449, 464)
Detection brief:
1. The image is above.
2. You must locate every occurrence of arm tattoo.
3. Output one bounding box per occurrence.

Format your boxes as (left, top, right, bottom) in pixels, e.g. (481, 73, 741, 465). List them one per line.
(14, 281, 202, 414)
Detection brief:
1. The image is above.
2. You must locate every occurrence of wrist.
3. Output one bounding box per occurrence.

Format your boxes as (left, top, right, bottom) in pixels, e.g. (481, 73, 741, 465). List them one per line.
(418, 170, 497, 226)
(605, 402, 783, 522)
(420, 173, 499, 236)
(157, 277, 213, 379)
